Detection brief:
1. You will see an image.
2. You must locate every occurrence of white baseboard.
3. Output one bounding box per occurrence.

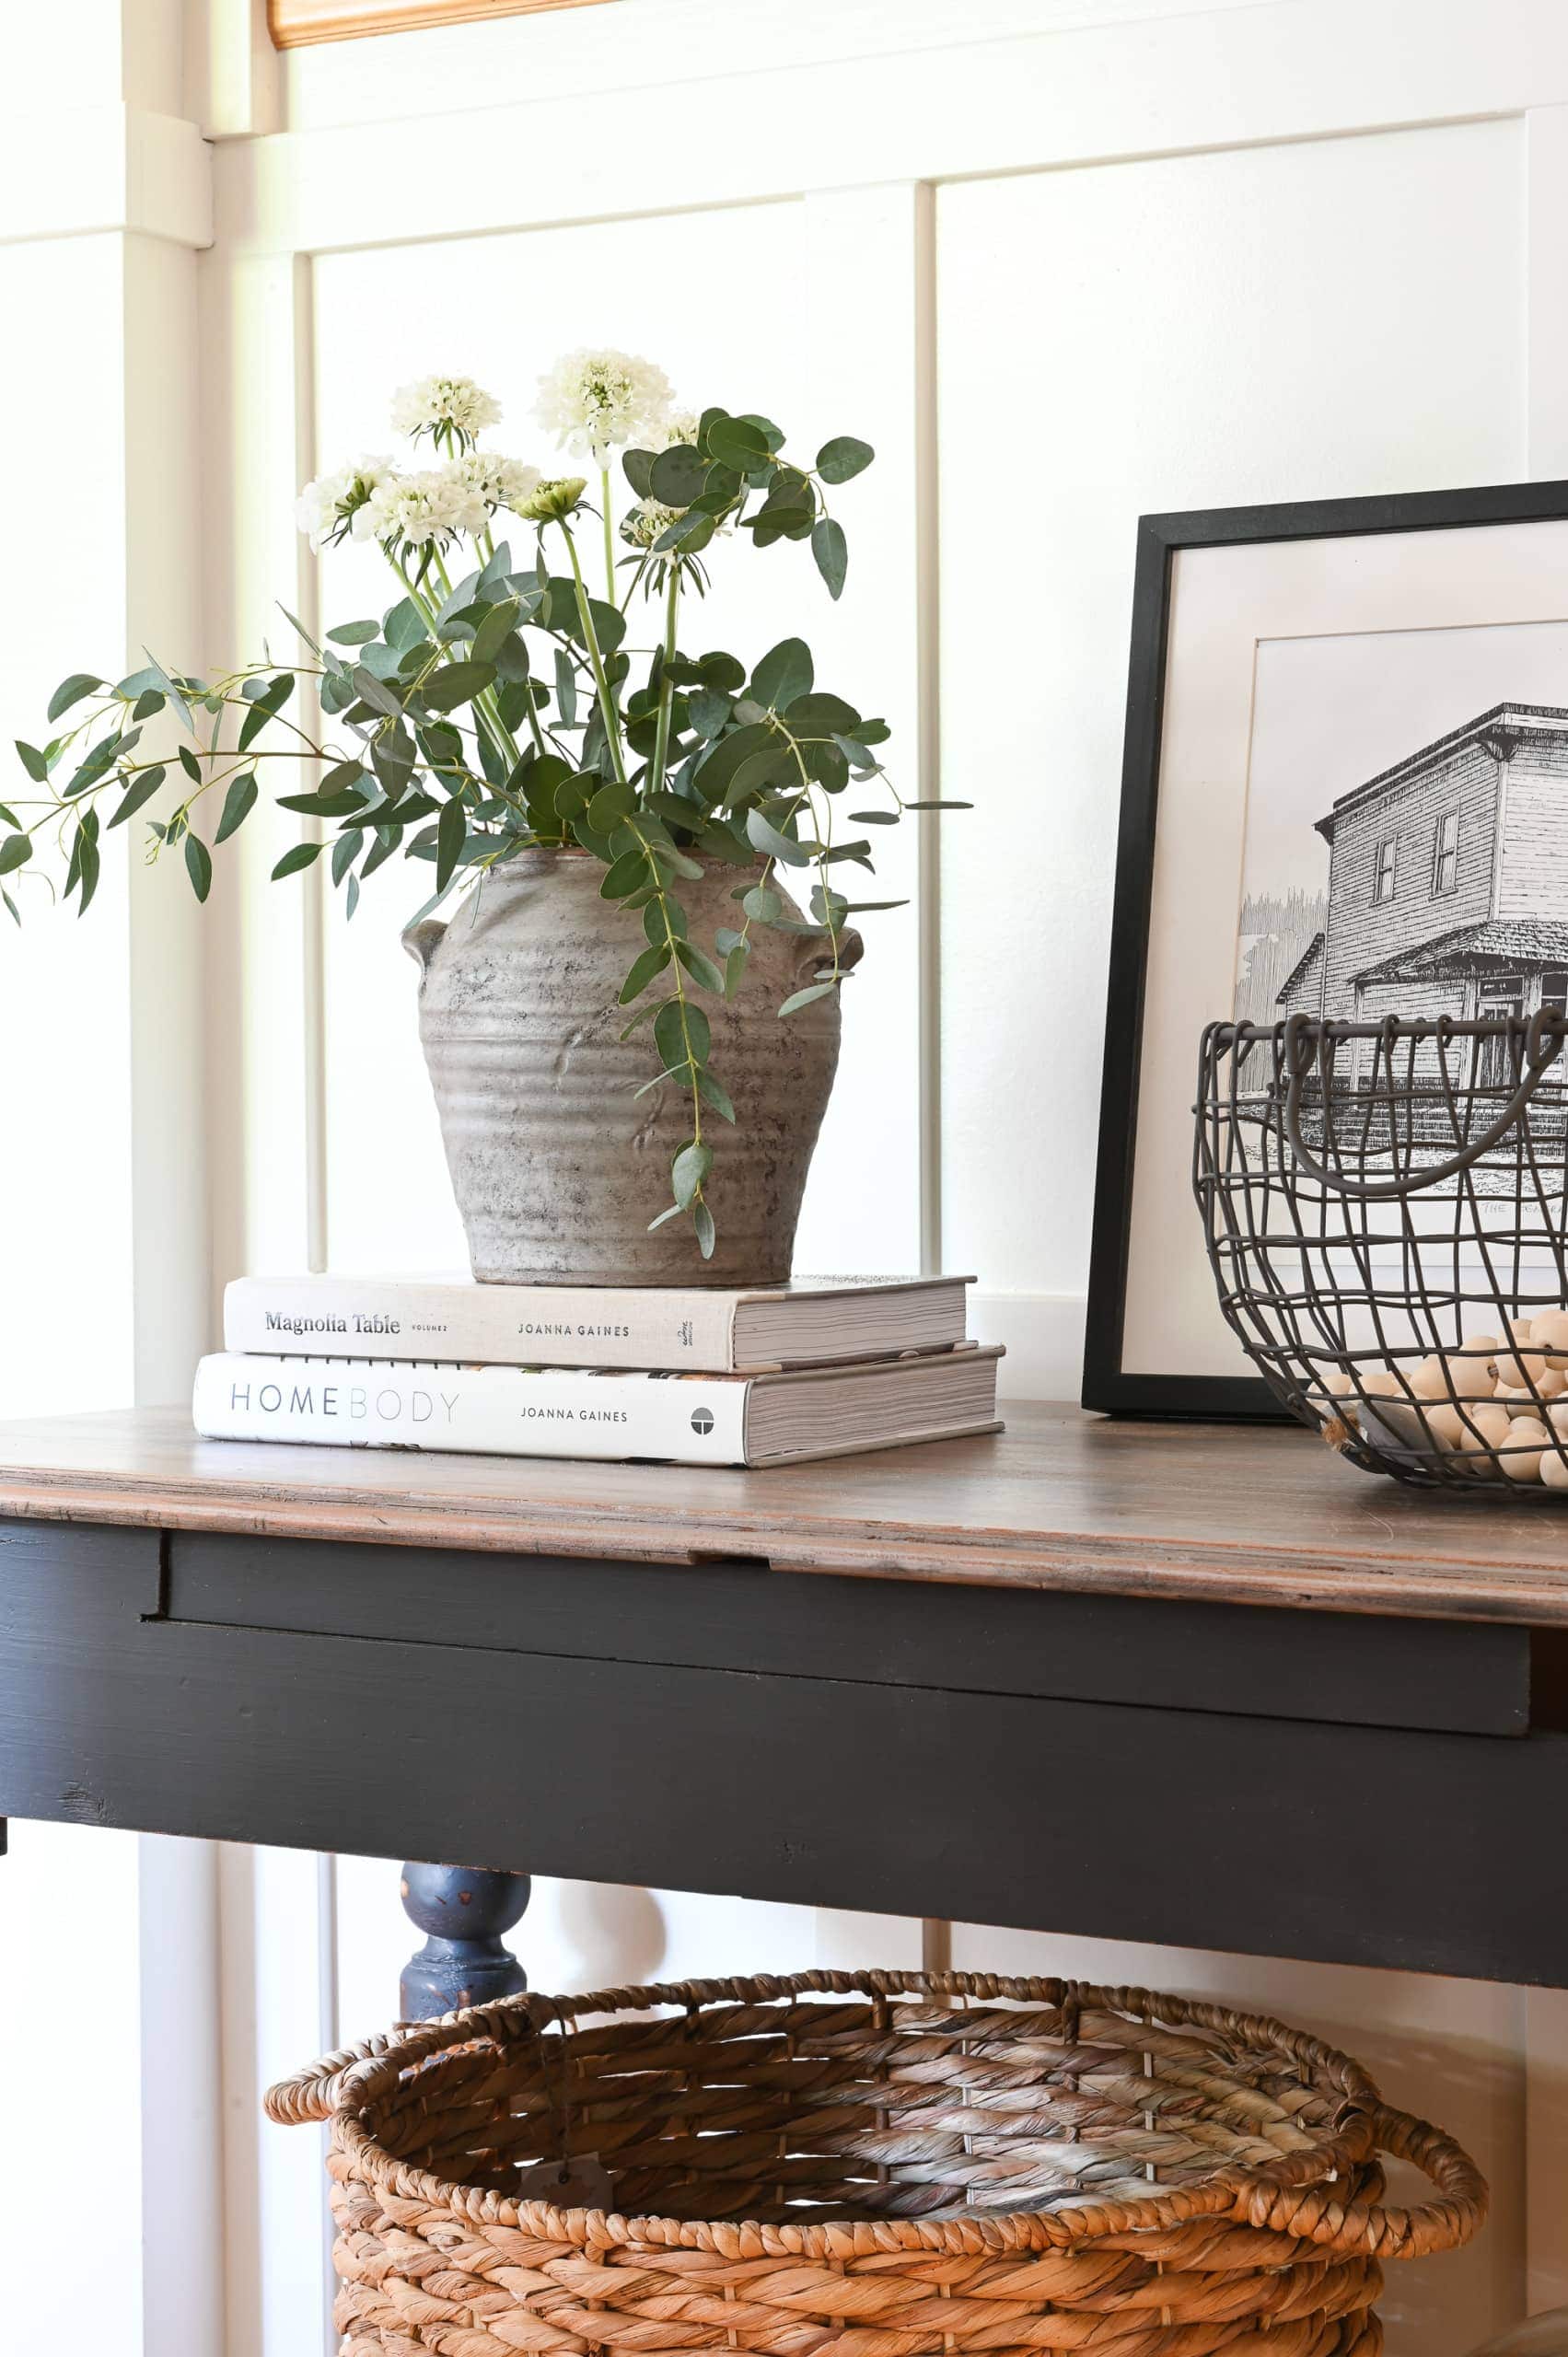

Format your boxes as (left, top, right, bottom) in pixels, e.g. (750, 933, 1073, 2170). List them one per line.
(969, 1291, 1086, 1402)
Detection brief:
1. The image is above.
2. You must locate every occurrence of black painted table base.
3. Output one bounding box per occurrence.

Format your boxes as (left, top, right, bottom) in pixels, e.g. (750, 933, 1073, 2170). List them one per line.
(3, 1506, 1568, 1991)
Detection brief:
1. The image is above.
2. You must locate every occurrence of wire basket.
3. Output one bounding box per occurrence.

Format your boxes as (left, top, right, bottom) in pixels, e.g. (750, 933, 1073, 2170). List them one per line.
(1194, 1008, 1568, 1491)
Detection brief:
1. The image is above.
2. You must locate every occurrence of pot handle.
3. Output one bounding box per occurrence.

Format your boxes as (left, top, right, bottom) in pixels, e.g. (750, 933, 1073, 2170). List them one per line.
(403, 918, 447, 977)
(795, 926, 864, 983)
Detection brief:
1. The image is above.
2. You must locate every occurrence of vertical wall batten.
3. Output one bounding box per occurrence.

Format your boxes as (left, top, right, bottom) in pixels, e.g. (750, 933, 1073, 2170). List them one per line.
(913, 180, 944, 1276)
(292, 253, 331, 1276)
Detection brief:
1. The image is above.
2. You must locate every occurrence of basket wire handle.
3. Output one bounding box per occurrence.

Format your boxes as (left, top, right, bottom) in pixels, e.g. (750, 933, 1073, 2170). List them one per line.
(1282, 1009, 1566, 1201)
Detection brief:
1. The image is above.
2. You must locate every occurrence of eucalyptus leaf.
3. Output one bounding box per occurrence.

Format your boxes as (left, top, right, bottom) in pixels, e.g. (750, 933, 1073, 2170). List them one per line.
(601, 848, 649, 900)
(812, 516, 847, 599)
(620, 942, 671, 1002)
(436, 796, 467, 891)
(421, 660, 496, 714)
(655, 999, 709, 1072)
(745, 807, 811, 866)
(674, 938, 726, 993)
(328, 621, 381, 646)
(650, 445, 707, 506)
(0, 833, 32, 875)
(47, 673, 104, 724)
(383, 598, 429, 655)
(107, 768, 165, 829)
(271, 840, 322, 882)
(817, 435, 874, 484)
(553, 648, 579, 727)
(215, 772, 259, 843)
(705, 417, 770, 472)
(184, 831, 213, 903)
(671, 1139, 713, 1210)
(751, 638, 813, 712)
(778, 980, 838, 1016)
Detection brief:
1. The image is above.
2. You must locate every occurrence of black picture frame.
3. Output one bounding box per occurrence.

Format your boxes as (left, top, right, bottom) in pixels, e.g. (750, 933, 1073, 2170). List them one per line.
(1083, 476, 1568, 1420)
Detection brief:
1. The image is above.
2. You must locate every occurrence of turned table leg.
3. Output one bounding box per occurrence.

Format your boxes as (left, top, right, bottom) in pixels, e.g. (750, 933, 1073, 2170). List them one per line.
(399, 1862, 530, 2020)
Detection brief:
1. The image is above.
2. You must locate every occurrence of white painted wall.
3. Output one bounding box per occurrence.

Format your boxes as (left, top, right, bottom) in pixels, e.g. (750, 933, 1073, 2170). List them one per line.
(0, 12, 213, 2357)
(8, 2, 1568, 2351)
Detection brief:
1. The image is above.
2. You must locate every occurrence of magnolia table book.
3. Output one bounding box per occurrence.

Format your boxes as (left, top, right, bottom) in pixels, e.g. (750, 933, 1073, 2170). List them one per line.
(223, 1272, 973, 1373)
(192, 1346, 1004, 1469)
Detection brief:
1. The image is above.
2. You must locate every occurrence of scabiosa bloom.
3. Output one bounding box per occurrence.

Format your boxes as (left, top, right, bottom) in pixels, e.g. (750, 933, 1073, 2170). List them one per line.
(658, 411, 703, 451)
(535, 349, 674, 469)
(512, 475, 588, 525)
(352, 469, 489, 552)
(295, 456, 394, 552)
(621, 496, 685, 550)
(389, 374, 503, 454)
(445, 450, 543, 517)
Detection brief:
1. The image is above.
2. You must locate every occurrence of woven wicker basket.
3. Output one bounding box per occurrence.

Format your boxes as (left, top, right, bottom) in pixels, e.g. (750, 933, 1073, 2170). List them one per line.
(266, 1969, 1487, 2357)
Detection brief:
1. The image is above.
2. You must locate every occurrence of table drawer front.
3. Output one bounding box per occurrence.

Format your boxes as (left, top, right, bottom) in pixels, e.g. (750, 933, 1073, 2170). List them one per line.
(163, 1530, 1531, 1736)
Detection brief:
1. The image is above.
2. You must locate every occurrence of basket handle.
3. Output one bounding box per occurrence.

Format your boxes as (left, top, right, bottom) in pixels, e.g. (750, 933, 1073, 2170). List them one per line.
(1282, 1010, 1565, 1201)
(264, 1996, 542, 2126)
(1233, 2104, 1487, 2259)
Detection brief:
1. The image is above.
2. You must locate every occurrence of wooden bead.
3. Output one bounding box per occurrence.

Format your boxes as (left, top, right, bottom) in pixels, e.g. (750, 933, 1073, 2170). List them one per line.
(1495, 1351, 1549, 1392)
(1502, 1420, 1551, 1482)
(1543, 1447, 1568, 1491)
(1458, 1403, 1513, 1475)
(1435, 1351, 1498, 1403)
(1534, 1309, 1568, 1362)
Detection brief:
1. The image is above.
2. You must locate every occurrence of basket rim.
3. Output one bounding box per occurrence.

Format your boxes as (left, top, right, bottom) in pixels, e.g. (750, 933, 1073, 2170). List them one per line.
(308, 1968, 1405, 2257)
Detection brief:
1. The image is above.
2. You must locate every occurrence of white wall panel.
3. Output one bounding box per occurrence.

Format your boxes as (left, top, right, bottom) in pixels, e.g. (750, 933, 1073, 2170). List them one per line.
(936, 119, 1526, 1307)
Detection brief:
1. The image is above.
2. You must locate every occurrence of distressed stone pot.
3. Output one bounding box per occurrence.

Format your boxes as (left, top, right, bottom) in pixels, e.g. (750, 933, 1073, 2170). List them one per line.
(403, 849, 860, 1286)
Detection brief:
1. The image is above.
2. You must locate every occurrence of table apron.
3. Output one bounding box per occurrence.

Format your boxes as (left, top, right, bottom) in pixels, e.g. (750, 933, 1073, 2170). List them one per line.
(0, 1520, 1563, 1986)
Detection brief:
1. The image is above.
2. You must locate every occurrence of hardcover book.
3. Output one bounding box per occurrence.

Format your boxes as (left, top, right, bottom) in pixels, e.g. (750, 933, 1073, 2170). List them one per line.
(192, 1345, 1004, 1469)
(222, 1271, 973, 1374)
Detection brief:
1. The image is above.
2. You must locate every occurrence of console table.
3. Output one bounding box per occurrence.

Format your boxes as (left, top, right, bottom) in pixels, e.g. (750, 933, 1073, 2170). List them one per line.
(4, 1398, 1568, 2007)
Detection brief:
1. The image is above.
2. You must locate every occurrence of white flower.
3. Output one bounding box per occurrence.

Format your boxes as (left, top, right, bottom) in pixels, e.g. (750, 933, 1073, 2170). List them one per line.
(352, 468, 489, 551)
(389, 374, 503, 451)
(659, 411, 703, 451)
(621, 496, 685, 550)
(446, 450, 543, 516)
(535, 348, 674, 468)
(295, 455, 394, 551)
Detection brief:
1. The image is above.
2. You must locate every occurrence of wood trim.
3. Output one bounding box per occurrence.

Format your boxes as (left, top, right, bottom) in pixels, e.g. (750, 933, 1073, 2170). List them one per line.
(268, 0, 612, 49)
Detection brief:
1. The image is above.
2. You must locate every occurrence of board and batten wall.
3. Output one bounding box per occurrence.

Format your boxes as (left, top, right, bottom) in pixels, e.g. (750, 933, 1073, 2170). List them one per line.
(6, 1, 1568, 2350)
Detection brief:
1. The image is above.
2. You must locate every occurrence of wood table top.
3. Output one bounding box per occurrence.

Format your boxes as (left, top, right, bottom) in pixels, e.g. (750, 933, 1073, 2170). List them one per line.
(3, 1399, 1568, 1623)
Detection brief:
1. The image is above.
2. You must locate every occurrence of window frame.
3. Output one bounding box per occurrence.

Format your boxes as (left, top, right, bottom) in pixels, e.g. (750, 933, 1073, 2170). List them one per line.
(1431, 807, 1460, 898)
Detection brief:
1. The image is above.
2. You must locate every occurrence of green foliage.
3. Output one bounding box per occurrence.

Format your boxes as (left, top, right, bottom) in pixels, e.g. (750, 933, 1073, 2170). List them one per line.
(6, 382, 970, 1257)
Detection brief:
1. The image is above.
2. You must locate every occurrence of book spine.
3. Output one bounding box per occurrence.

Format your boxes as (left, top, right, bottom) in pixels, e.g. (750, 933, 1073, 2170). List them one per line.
(192, 1354, 751, 1465)
(222, 1279, 740, 1372)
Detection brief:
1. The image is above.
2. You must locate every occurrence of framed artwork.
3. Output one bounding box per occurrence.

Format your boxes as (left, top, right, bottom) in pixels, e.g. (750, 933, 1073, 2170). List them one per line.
(1084, 476, 1568, 1418)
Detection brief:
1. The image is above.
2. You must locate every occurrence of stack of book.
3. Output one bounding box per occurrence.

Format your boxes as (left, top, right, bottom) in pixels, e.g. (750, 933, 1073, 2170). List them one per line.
(192, 1273, 1003, 1468)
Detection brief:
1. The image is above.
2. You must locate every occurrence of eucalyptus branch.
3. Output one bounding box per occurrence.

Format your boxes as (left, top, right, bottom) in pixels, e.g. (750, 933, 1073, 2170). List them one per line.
(4, 374, 914, 1260)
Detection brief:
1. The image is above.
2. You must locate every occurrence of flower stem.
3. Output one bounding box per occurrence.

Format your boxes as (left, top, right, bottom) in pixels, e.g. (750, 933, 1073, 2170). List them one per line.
(600, 469, 617, 604)
(561, 525, 628, 786)
(648, 563, 681, 800)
